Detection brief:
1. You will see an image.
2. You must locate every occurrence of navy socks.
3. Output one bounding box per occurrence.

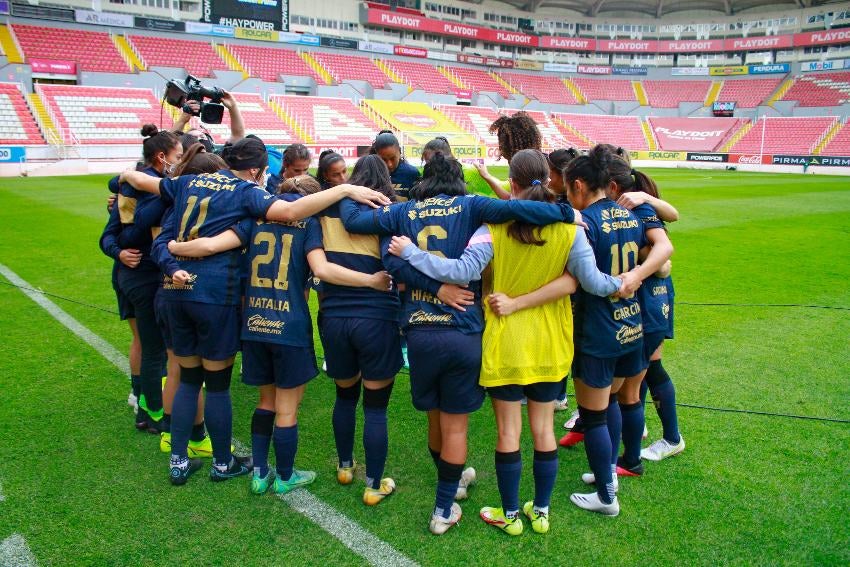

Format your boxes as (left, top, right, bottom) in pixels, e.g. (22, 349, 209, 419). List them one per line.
(332, 381, 361, 468)
(533, 449, 558, 510)
(273, 424, 298, 482)
(251, 409, 275, 477)
(495, 450, 522, 516)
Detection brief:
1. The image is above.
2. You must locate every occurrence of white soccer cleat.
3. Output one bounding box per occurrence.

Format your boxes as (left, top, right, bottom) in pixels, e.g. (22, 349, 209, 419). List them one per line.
(563, 409, 580, 430)
(581, 472, 619, 492)
(570, 492, 620, 516)
(322, 360, 328, 372)
(641, 437, 685, 462)
(554, 397, 569, 412)
(455, 467, 476, 500)
(643, 424, 648, 440)
(429, 502, 462, 535)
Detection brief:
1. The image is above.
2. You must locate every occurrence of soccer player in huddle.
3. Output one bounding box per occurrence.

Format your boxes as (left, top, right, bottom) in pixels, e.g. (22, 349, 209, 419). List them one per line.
(386, 149, 640, 535)
(371, 130, 420, 202)
(561, 146, 672, 516)
(119, 137, 390, 485)
(316, 150, 348, 190)
(341, 152, 581, 535)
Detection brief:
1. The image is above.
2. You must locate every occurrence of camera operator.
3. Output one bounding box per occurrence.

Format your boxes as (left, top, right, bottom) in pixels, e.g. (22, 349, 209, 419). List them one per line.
(172, 91, 244, 152)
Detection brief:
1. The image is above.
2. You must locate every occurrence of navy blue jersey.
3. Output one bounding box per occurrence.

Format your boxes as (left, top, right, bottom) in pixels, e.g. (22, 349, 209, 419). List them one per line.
(342, 194, 575, 334)
(632, 203, 672, 335)
(390, 160, 421, 202)
(151, 169, 278, 306)
(232, 215, 324, 347)
(100, 167, 165, 291)
(315, 201, 400, 321)
(574, 198, 646, 358)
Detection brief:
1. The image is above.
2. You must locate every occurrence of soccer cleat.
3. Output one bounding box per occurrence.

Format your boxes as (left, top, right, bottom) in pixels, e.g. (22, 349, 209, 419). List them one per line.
(429, 502, 462, 536)
(554, 397, 569, 412)
(251, 469, 275, 495)
(321, 360, 328, 372)
(581, 472, 619, 492)
(363, 478, 396, 506)
(616, 456, 644, 477)
(563, 409, 580, 430)
(169, 458, 203, 486)
(337, 461, 357, 485)
(209, 455, 253, 482)
(135, 412, 160, 435)
(480, 506, 523, 536)
(187, 436, 215, 459)
(570, 492, 620, 516)
(558, 431, 585, 448)
(643, 424, 649, 440)
(641, 437, 685, 462)
(455, 467, 476, 501)
(128, 390, 138, 410)
(273, 470, 317, 495)
(160, 432, 172, 454)
(522, 501, 550, 534)
(401, 346, 409, 369)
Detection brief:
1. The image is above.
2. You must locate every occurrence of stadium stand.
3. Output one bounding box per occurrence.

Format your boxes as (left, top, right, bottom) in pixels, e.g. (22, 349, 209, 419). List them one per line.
(715, 78, 783, 108)
(37, 84, 165, 144)
(781, 72, 850, 107)
(647, 116, 744, 151)
(643, 80, 712, 107)
(383, 60, 457, 94)
(309, 52, 390, 89)
(499, 72, 578, 104)
(554, 113, 649, 150)
(572, 78, 637, 102)
(445, 66, 512, 98)
(818, 120, 850, 156)
(435, 104, 501, 145)
(0, 83, 44, 145)
(12, 24, 128, 73)
(728, 116, 837, 154)
(227, 44, 324, 83)
(270, 95, 378, 145)
(500, 109, 574, 150)
(201, 92, 295, 145)
(362, 100, 479, 147)
(128, 35, 225, 78)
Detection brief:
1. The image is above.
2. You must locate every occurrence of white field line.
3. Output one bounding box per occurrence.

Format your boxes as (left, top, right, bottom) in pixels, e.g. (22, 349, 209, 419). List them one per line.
(0, 535, 36, 567)
(0, 481, 4, 502)
(0, 263, 419, 567)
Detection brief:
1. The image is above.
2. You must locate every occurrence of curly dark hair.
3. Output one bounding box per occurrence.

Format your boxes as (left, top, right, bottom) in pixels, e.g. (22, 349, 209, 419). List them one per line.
(488, 111, 542, 162)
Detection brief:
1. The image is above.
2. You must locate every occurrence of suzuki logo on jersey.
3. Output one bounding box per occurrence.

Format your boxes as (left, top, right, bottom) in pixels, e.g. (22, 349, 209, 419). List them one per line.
(602, 222, 611, 234)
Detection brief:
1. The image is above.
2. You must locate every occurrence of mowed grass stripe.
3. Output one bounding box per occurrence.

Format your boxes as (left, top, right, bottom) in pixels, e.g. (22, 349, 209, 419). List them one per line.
(0, 264, 418, 567)
(0, 173, 848, 564)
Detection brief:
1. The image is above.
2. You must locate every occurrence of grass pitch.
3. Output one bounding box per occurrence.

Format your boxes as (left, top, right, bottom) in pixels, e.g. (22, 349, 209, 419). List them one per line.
(0, 168, 848, 566)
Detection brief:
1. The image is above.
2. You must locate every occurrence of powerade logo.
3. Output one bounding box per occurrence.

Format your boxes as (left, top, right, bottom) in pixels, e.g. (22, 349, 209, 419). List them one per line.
(687, 153, 727, 162)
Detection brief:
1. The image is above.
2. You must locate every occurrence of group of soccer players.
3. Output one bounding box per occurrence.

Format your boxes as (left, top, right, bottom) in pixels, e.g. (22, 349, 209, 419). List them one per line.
(100, 108, 684, 536)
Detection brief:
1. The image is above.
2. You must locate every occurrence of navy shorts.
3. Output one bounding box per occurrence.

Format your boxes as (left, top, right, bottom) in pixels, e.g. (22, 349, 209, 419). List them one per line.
(407, 327, 484, 414)
(319, 316, 402, 381)
(643, 331, 666, 362)
(154, 289, 172, 350)
(488, 380, 563, 403)
(573, 342, 647, 389)
(161, 300, 240, 361)
(115, 286, 135, 321)
(242, 340, 318, 389)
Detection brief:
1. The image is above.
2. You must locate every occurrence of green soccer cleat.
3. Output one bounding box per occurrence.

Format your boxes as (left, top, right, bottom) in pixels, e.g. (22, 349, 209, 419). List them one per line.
(480, 506, 523, 536)
(522, 501, 550, 534)
(187, 436, 214, 459)
(251, 469, 275, 495)
(273, 470, 317, 495)
(160, 432, 171, 453)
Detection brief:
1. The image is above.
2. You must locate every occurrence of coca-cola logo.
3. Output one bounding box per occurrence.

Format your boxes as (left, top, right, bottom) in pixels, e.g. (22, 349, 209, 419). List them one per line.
(736, 154, 762, 164)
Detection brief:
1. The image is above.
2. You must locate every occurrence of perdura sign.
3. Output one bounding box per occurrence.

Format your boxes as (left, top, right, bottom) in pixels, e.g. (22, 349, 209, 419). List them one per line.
(201, 0, 289, 32)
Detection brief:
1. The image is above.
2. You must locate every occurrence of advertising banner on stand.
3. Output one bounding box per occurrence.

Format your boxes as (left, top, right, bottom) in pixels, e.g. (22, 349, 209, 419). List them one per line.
(201, 0, 289, 31)
(650, 117, 740, 151)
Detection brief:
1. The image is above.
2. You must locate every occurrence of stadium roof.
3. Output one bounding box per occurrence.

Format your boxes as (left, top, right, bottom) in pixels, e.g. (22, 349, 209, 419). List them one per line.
(487, 0, 841, 18)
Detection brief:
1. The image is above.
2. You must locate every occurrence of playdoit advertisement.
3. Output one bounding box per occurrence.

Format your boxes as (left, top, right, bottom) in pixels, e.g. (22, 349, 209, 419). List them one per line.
(201, 0, 289, 31)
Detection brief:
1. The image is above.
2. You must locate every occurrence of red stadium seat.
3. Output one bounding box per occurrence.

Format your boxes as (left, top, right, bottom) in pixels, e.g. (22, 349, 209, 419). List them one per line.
(715, 77, 782, 108)
(228, 45, 324, 83)
(553, 114, 648, 150)
(129, 35, 226, 78)
(0, 82, 45, 145)
(499, 72, 578, 104)
(781, 72, 850, 107)
(444, 66, 512, 98)
(309, 53, 390, 89)
(572, 78, 637, 102)
(384, 60, 457, 94)
(270, 95, 380, 145)
(12, 24, 129, 73)
(643, 80, 712, 108)
(728, 116, 837, 154)
(818, 121, 850, 156)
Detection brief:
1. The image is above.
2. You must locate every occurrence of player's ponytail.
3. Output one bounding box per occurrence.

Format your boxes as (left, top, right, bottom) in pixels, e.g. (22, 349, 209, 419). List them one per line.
(507, 149, 552, 246)
(411, 151, 466, 200)
(140, 123, 179, 167)
(607, 155, 660, 198)
(564, 144, 611, 193)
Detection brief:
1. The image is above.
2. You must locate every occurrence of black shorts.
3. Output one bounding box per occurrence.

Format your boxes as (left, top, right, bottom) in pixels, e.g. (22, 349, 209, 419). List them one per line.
(154, 288, 172, 350)
(161, 300, 240, 361)
(115, 286, 135, 321)
(572, 342, 647, 389)
(488, 379, 564, 403)
(319, 316, 402, 381)
(407, 327, 484, 414)
(242, 340, 318, 389)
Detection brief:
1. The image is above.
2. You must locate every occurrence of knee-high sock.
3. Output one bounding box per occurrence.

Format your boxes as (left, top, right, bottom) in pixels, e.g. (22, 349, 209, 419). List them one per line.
(495, 450, 522, 516)
(607, 394, 622, 466)
(273, 424, 299, 482)
(251, 409, 275, 477)
(205, 390, 233, 467)
(435, 459, 463, 519)
(170, 366, 202, 461)
(647, 360, 681, 444)
(580, 405, 614, 504)
(363, 407, 389, 489)
(532, 449, 558, 511)
(620, 401, 645, 467)
(332, 381, 360, 468)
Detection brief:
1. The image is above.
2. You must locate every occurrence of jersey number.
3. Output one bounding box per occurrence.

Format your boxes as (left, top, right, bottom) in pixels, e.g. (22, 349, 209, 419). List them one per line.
(609, 241, 639, 276)
(251, 232, 293, 290)
(178, 196, 211, 241)
(416, 225, 448, 258)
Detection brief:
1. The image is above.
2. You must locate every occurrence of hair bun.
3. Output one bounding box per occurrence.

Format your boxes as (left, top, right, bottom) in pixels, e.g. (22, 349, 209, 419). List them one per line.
(140, 124, 159, 138)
